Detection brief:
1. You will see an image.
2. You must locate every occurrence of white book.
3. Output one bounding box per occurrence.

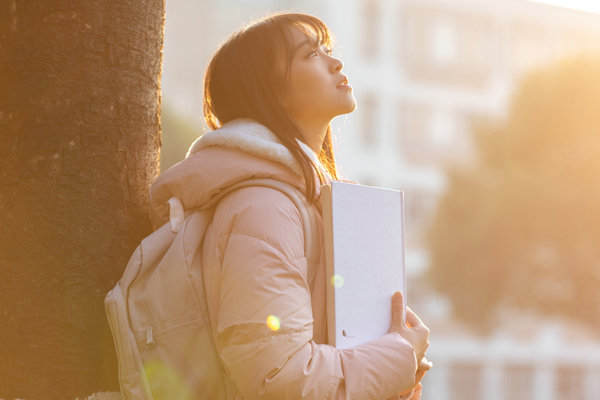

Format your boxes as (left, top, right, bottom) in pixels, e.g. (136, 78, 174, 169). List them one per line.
(321, 181, 406, 349)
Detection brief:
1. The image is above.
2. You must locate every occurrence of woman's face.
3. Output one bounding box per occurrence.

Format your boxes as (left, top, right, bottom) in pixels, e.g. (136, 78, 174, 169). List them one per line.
(278, 26, 356, 126)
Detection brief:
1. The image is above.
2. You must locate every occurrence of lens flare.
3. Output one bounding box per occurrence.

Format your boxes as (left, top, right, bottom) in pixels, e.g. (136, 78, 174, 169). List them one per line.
(144, 359, 193, 400)
(266, 315, 281, 331)
(331, 274, 344, 288)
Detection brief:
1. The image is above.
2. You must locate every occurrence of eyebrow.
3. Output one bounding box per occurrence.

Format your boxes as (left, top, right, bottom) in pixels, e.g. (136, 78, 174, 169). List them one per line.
(295, 38, 318, 51)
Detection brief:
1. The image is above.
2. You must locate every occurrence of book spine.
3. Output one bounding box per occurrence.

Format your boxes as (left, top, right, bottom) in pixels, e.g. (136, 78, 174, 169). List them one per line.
(320, 183, 337, 347)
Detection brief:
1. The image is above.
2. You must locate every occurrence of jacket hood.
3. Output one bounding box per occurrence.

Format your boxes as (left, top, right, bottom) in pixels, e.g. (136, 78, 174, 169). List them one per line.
(149, 119, 330, 227)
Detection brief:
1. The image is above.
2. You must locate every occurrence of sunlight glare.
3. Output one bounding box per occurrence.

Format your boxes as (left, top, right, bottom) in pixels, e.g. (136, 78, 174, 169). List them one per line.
(144, 359, 192, 399)
(529, 0, 600, 14)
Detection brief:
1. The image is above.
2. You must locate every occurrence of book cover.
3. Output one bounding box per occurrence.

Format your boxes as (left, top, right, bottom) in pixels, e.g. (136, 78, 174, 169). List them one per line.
(321, 181, 406, 349)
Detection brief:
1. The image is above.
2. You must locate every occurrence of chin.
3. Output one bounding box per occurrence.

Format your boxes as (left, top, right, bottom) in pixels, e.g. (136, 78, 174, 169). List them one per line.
(339, 96, 357, 115)
(323, 94, 357, 118)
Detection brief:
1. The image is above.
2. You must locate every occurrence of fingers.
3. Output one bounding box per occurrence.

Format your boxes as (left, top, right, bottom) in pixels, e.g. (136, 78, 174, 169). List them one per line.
(405, 306, 424, 329)
(393, 291, 404, 312)
(397, 382, 423, 399)
(389, 293, 432, 380)
(392, 291, 406, 329)
(412, 383, 423, 398)
(418, 357, 433, 371)
(415, 368, 427, 386)
(414, 359, 432, 387)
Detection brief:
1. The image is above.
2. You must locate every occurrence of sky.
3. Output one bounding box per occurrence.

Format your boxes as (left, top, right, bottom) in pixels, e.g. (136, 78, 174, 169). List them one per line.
(529, 0, 600, 14)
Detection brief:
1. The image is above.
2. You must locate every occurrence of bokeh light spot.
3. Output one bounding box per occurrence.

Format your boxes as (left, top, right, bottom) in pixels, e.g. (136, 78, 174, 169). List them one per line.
(266, 315, 281, 331)
(331, 274, 344, 288)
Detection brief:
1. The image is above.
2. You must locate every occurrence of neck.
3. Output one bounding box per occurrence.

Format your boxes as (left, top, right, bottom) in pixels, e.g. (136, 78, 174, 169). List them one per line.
(294, 118, 330, 154)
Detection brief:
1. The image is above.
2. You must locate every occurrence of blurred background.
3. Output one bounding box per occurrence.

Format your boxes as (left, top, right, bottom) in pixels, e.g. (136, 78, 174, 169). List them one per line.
(160, 1, 600, 399)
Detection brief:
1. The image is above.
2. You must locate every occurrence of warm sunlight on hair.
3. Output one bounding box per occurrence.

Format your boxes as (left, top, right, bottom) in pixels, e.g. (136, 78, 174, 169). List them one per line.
(529, 0, 600, 14)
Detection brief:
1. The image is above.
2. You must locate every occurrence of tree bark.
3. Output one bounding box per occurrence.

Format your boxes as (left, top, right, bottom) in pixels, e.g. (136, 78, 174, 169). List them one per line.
(0, 0, 164, 398)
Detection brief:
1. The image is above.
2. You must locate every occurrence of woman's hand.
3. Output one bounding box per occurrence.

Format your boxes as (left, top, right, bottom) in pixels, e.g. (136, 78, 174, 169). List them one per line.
(389, 292, 430, 365)
(390, 292, 431, 399)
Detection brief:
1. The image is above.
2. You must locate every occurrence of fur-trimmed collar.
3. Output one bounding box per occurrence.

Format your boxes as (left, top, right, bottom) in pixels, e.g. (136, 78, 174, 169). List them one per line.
(186, 119, 330, 179)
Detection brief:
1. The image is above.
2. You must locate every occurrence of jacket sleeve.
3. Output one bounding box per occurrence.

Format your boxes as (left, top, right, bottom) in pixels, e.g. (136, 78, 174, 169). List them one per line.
(211, 188, 418, 400)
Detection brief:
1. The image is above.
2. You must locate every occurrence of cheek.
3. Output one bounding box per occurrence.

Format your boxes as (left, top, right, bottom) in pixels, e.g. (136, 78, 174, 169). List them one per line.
(288, 67, 328, 103)
(292, 67, 318, 87)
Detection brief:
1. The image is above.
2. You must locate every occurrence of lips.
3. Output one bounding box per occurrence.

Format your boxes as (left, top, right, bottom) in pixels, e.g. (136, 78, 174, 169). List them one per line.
(336, 75, 352, 90)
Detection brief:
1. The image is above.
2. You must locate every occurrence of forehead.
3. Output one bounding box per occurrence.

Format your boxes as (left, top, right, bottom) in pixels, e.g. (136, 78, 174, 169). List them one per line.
(273, 22, 330, 75)
(287, 24, 319, 48)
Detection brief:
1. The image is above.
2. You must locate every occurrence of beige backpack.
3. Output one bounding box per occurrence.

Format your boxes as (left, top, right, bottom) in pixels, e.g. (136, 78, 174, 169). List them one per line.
(105, 178, 319, 399)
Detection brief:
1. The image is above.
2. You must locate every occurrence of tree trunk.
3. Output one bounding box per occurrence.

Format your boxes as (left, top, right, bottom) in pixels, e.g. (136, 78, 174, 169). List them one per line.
(0, 0, 164, 398)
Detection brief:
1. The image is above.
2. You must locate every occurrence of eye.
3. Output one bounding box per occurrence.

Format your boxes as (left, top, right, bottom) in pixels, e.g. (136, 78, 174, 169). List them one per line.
(308, 46, 333, 58)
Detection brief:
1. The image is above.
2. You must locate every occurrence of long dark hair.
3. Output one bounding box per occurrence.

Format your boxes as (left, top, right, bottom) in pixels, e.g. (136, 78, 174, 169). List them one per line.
(203, 12, 339, 202)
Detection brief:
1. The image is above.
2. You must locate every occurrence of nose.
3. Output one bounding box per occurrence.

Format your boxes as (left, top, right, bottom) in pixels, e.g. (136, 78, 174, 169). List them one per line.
(330, 55, 343, 73)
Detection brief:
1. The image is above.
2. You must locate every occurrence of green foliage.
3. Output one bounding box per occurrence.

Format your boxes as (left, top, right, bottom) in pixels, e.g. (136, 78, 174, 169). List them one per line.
(160, 105, 203, 171)
(427, 57, 600, 331)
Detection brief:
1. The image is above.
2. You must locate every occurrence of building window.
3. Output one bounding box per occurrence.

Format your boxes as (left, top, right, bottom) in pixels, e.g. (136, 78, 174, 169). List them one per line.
(398, 101, 431, 159)
(555, 366, 584, 398)
(430, 109, 455, 148)
(359, 92, 378, 149)
(448, 362, 482, 400)
(362, 0, 379, 59)
(400, 6, 492, 89)
(398, 101, 472, 165)
(504, 364, 534, 399)
(404, 190, 436, 247)
(431, 17, 457, 65)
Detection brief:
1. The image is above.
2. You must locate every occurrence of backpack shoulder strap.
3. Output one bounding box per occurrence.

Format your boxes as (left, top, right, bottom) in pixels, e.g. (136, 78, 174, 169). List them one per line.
(203, 178, 320, 263)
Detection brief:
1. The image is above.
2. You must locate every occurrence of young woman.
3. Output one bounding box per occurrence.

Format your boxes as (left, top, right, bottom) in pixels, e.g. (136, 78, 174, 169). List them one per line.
(150, 12, 430, 400)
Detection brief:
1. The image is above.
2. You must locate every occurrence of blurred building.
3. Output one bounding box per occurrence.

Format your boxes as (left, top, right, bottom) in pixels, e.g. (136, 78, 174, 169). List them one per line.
(422, 318, 600, 400)
(161, 0, 600, 398)
(325, 0, 600, 276)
